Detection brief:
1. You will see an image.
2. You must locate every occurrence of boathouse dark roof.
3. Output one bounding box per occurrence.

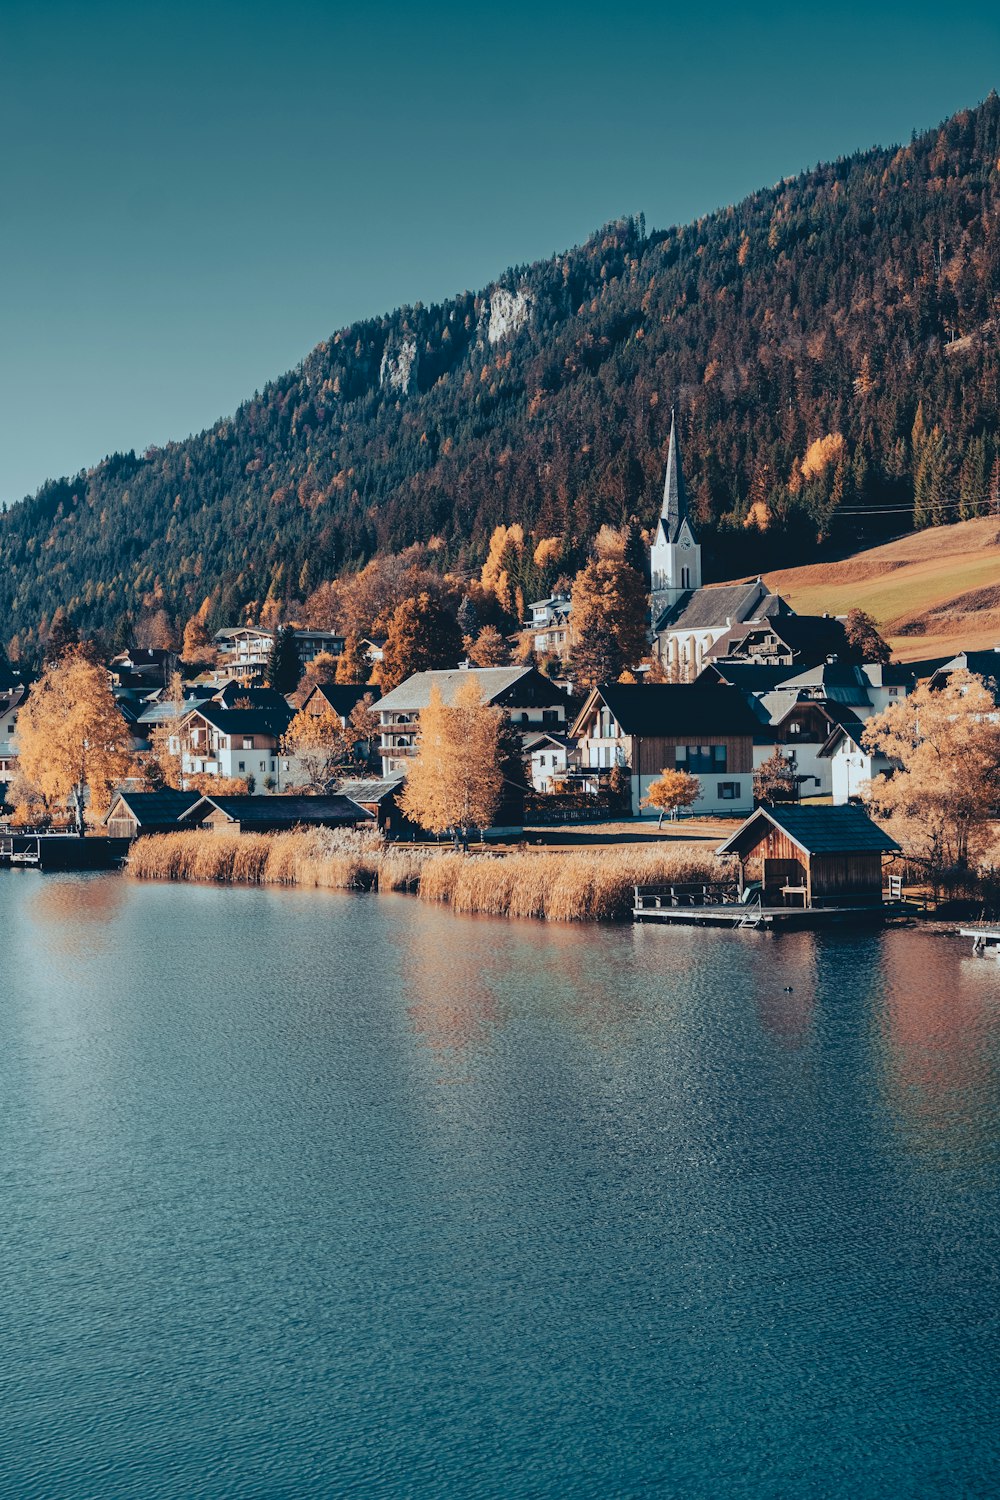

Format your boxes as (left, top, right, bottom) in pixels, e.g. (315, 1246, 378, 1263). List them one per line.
(717, 804, 900, 858)
(104, 790, 202, 825)
(179, 794, 373, 828)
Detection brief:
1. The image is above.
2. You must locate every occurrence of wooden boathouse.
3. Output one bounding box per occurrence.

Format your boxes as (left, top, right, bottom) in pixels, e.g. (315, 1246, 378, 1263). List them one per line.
(716, 804, 900, 908)
(633, 804, 901, 928)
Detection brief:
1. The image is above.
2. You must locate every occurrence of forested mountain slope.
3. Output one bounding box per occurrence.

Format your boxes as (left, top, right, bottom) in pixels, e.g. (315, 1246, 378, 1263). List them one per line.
(2, 95, 999, 656)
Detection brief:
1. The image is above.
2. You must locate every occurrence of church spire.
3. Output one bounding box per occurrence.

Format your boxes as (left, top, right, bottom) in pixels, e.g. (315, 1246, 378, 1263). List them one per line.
(660, 408, 688, 542)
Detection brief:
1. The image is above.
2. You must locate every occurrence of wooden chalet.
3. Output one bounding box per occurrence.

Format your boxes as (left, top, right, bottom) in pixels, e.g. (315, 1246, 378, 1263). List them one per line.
(571, 683, 761, 817)
(178, 794, 374, 834)
(715, 804, 899, 908)
(105, 789, 202, 840)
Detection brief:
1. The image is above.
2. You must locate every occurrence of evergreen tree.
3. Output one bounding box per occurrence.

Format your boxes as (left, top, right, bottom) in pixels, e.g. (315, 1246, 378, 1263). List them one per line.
(266, 626, 300, 695)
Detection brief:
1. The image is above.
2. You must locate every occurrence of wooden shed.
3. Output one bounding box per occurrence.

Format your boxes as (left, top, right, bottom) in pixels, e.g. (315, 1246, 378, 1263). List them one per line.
(716, 804, 899, 908)
(105, 789, 202, 840)
(177, 794, 374, 834)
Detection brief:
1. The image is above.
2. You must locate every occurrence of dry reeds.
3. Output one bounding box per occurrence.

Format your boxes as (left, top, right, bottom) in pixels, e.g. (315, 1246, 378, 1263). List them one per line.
(129, 828, 728, 923)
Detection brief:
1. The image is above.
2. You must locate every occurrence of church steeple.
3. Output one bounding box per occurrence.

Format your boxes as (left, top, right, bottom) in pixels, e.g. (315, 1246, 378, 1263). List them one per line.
(650, 408, 701, 623)
(660, 409, 688, 542)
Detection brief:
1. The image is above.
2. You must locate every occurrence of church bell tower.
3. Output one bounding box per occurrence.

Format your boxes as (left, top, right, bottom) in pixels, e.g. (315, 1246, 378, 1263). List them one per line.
(650, 409, 701, 623)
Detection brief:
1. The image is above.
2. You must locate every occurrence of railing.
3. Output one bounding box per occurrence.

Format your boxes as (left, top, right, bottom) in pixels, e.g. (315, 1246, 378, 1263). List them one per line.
(633, 882, 742, 910)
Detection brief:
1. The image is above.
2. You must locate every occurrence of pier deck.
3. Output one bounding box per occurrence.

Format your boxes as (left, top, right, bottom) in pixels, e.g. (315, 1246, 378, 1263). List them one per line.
(633, 883, 902, 930)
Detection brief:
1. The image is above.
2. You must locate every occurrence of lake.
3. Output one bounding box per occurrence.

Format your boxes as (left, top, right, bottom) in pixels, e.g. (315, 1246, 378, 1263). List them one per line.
(0, 873, 998, 1497)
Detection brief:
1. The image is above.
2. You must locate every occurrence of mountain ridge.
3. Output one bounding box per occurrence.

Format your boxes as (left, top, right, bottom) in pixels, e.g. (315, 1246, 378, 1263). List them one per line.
(2, 93, 999, 657)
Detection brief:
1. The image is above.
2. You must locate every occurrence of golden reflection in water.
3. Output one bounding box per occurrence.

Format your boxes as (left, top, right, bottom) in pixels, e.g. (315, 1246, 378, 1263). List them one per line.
(26, 874, 127, 958)
(879, 934, 1000, 1162)
(401, 911, 504, 1062)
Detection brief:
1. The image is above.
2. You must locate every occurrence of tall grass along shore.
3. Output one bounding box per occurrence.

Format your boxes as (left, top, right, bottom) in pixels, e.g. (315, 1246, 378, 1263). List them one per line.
(127, 827, 723, 923)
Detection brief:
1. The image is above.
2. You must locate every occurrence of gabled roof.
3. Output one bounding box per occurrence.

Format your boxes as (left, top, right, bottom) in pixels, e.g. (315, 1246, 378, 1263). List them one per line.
(717, 803, 900, 858)
(184, 704, 291, 736)
(696, 662, 797, 695)
(571, 683, 761, 740)
(335, 777, 405, 805)
(179, 794, 373, 826)
(707, 613, 850, 663)
(654, 581, 781, 635)
(214, 683, 293, 714)
(374, 666, 563, 713)
(929, 650, 1000, 700)
(776, 661, 872, 706)
(302, 683, 373, 719)
(104, 789, 201, 824)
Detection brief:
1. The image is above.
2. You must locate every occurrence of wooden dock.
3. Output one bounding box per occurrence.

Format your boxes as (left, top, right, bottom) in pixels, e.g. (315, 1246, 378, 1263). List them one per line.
(1, 834, 130, 871)
(960, 928, 1000, 956)
(633, 883, 902, 930)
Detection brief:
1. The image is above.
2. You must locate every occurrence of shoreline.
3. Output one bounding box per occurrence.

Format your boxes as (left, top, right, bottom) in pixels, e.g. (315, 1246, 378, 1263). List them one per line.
(124, 827, 728, 924)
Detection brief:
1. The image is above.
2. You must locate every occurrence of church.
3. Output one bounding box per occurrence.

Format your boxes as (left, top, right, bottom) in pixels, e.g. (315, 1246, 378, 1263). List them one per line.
(650, 413, 789, 679)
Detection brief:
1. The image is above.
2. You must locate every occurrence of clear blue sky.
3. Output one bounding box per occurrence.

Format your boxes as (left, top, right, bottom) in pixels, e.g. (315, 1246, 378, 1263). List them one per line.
(1, 0, 997, 506)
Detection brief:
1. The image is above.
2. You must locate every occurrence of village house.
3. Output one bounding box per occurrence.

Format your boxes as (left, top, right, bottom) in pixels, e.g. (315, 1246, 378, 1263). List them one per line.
(178, 793, 373, 834)
(374, 666, 570, 777)
(180, 701, 295, 790)
(213, 626, 345, 683)
(525, 593, 573, 660)
(716, 803, 900, 908)
(0, 680, 27, 784)
(571, 683, 761, 817)
(705, 614, 851, 670)
(522, 730, 580, 793)
(334, 776, 416, 835)
(818, 717, 896, 805)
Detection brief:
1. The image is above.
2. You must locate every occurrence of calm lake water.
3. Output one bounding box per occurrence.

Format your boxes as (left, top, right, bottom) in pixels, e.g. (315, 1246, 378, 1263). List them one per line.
(0, 874, 998, 1498)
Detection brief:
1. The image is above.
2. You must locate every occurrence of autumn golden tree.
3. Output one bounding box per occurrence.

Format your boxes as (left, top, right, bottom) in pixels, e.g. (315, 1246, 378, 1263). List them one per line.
(400, 680, 503, 840)
(291, 651, 341, 706)
(862, 671, 1000, 873)
(640, 768, 700, 827)
(335, 634, 370, 684)
(466, 625, 509, 666)
(570, 558, 648, 688)
(376, 592, 464, 693)
(281, 706, 351, 791)
(17, 647, 134, 832)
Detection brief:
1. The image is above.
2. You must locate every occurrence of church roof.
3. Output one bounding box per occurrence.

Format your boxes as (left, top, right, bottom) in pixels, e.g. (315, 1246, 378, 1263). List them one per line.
(653, 581, 775, 635)
(658, 410, 688, 544)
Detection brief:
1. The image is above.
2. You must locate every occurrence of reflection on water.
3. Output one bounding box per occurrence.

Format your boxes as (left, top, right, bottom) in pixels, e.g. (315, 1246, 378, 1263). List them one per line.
(0, 875, 997, 1499)
(878, 932, 1000, 1165)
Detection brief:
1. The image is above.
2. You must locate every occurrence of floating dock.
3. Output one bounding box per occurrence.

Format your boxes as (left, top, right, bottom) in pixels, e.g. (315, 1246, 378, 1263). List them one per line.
(0, 834, 131, 871)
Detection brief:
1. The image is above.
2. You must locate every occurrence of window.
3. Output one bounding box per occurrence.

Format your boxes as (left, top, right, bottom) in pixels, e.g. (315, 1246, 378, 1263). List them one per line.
(542, 709, 559, 726)
(242, 737, 253, 750)
(676, 744, 727, 773)
(788, 722, 801, 736)
(718, 782, 739, 800)
(681, 567, 691, 589)
(238, 761, 245, 772)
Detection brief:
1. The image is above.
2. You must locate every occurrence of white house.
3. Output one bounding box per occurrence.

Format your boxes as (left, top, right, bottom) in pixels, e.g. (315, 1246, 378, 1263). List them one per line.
(522, 731, 579, 792)
(0, 681, 26, 783)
